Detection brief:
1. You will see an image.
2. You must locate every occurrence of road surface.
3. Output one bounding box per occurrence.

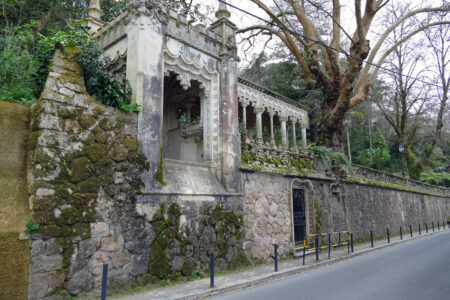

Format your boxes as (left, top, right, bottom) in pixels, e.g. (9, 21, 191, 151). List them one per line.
(212, 230, 450, 300)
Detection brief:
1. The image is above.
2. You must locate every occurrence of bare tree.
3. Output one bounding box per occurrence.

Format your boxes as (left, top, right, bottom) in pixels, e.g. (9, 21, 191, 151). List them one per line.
(236, 0, 450, 151)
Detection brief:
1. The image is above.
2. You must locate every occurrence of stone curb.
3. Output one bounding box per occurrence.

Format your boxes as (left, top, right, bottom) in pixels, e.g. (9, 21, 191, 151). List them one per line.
(169, 229, 448, 300)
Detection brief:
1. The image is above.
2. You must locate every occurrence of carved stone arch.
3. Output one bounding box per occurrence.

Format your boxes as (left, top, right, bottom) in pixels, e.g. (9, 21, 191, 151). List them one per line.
(162, 47, 220, 165)
(289, 178, 314, 249)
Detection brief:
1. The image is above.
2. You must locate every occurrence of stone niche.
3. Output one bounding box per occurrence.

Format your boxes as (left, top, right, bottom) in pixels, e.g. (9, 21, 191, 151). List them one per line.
(163, 71, 204, 163)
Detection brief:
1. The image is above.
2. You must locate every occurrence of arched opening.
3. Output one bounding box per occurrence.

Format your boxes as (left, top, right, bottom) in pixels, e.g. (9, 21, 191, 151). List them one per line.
(163, 71, 204, 162)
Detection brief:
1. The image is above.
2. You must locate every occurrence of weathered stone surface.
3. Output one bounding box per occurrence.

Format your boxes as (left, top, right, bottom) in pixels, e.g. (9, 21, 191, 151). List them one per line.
(31, 255, 63, 272)
(65, 269, 92, 295)
(112, 250, 131, 268)
(29, 272, 50, 300)
(101, 236, 124, 251)
(129, 254, 150, 276)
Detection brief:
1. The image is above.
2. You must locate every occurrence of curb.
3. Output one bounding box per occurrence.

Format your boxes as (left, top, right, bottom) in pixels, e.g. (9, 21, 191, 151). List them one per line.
(170, 229, 448, 300)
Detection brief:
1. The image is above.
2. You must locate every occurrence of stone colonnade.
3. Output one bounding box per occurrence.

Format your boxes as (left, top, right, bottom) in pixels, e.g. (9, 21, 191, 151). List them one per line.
(238, 81, 309, 152)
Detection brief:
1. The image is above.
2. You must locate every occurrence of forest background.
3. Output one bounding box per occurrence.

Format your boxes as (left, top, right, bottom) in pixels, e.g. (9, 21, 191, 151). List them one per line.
(0, 0, 449, 187)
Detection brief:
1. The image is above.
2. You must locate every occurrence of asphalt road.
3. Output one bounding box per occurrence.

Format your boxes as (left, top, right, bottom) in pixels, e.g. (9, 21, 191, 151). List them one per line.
(212, 230, 450, 300)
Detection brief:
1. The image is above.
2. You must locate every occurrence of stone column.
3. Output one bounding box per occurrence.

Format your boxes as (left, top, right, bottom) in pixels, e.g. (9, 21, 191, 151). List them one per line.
(186, 102, 193, 124)
(242, 102, 248, 142)
(269, 110, 276, 148)
(301, 126, 307, 152)
(211, 3, 241, 192)
(255, 107, 264, 145)
(292, 119, 299, 153)
(280, 115, 288, 150)
(126, 3, 167, 190)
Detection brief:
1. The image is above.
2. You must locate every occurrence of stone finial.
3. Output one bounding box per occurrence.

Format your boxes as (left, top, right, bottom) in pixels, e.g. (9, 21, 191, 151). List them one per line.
(86, 0, 105, 34)
(215, 2, 231, 19)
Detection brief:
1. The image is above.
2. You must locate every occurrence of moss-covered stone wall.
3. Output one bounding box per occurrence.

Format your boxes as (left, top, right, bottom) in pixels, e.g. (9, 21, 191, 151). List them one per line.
(242, 170, 450, 260)
(27, 49, 148, 299)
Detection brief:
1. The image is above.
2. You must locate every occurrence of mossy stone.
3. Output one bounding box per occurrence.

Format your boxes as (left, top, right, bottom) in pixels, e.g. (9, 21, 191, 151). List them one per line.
(95, 131, 108, 144)
(124, 138, 138, 151)
(71, 157, 93, 182)
(38, 224, 63, 237)
(78, 114, 97, 130)
(29, 130, 42, 150)
(77, 178, 100, 193)
(99, 118, 115, 131)
(181, 258, 196, 276)
(85, 143, 107, 162)
(59, 206, 82, 225)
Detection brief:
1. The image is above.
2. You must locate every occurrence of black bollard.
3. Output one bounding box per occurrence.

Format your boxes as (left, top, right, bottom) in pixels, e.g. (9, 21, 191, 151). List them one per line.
(210, 253, 215, 288)
(432, 221, 435, 231)
(419, 224, 421, 235)
(315, 235, 319, 261)
(438, 221, 440, 231)
(387, 228, 390, 243)
(101, 264, 108, 300)
(370, 230, 374, 248)
(410, 225, 412, 238)
(302, 240, 306, 266)
(426, 223, 428, 233)
(274, 244, 278, 272)
(338, 232, 341, 245)
(400, 226, 403, 240)
(328, 233, 331, 259)
(347, 233, 350, 254)
(351, 233, 354, 253)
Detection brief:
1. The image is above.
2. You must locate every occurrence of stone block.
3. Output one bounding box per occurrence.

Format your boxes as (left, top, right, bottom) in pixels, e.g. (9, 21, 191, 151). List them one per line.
(29, 272, 50, 300)
(130, 254, 150, 276)
(91, 222, 109, 238)
(112, 250, 131, 268)
(101, 235, 124, 251)
(31, 255, 63, 272)
(65, 269, 92, 295)
(171, 256, 184, 271)
(31, 239, 62, 257)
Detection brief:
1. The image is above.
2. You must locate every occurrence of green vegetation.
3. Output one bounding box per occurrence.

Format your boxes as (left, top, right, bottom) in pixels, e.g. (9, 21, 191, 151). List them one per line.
(24, 218, 39, 236)
(0, 19, 137, 112)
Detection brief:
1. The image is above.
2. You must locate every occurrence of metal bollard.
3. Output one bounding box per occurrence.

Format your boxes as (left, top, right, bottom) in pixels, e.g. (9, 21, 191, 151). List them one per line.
(419, 224, 421, 235)
(350, 233, 354, 253)
(315, 235, 319, 261)
(328, 233, 331, 259)
(274, 244, 278, 272)
(438, 221, 440, 231)
(432, 221, 435, 232)
(400, 226, 403, 240)
(347, 233, 350, 254)
(370, 230, 374, 248)
(410, 225, 412, 238)
(387, 228, 390, 243)
(210, 253, 215, 288)
(101, 264, 108, 300)
(302, 240, 306, 266)
(338, 232, 341, 245)
(426, 223, 428, 233)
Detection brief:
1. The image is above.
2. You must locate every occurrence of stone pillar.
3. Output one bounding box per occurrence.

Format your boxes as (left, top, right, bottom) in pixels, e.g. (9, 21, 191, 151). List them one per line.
(292, 119, 299, 153)
(211, 3, 241, 192)
(280, 116, 288, 150)
(269, 110, 276, 148)
(126, 2, 167, 190)
(255, 107, 264, 145)
(86, 0, 105, 34)
(242, 102, 248, 142)
(186, 102, 193, 124)
(301, 126, 307, 152)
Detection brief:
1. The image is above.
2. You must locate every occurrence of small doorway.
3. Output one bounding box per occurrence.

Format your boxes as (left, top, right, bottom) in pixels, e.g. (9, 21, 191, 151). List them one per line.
(293, 188, 306, 244)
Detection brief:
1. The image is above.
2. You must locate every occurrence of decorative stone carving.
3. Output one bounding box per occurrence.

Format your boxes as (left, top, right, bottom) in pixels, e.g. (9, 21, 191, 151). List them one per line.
(238, 79, 309, 128)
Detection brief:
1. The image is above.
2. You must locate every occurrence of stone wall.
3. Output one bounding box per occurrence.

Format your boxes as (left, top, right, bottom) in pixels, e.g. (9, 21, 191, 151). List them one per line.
(241, 170, 450, 260)
(28, 49, 147, 298)
(26, 48, 248, 299)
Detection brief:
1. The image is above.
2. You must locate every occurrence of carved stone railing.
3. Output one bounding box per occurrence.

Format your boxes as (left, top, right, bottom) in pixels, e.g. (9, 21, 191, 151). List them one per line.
(352, 164, 450, 196)
(241, 141, 315, 173)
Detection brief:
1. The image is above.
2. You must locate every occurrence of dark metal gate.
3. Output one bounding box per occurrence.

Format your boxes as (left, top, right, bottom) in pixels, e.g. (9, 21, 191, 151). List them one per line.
(293, 188, 306, 243)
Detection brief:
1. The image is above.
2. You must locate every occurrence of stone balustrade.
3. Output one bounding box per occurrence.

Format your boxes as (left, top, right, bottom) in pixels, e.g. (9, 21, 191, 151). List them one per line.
(241, 141, 315, 173)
